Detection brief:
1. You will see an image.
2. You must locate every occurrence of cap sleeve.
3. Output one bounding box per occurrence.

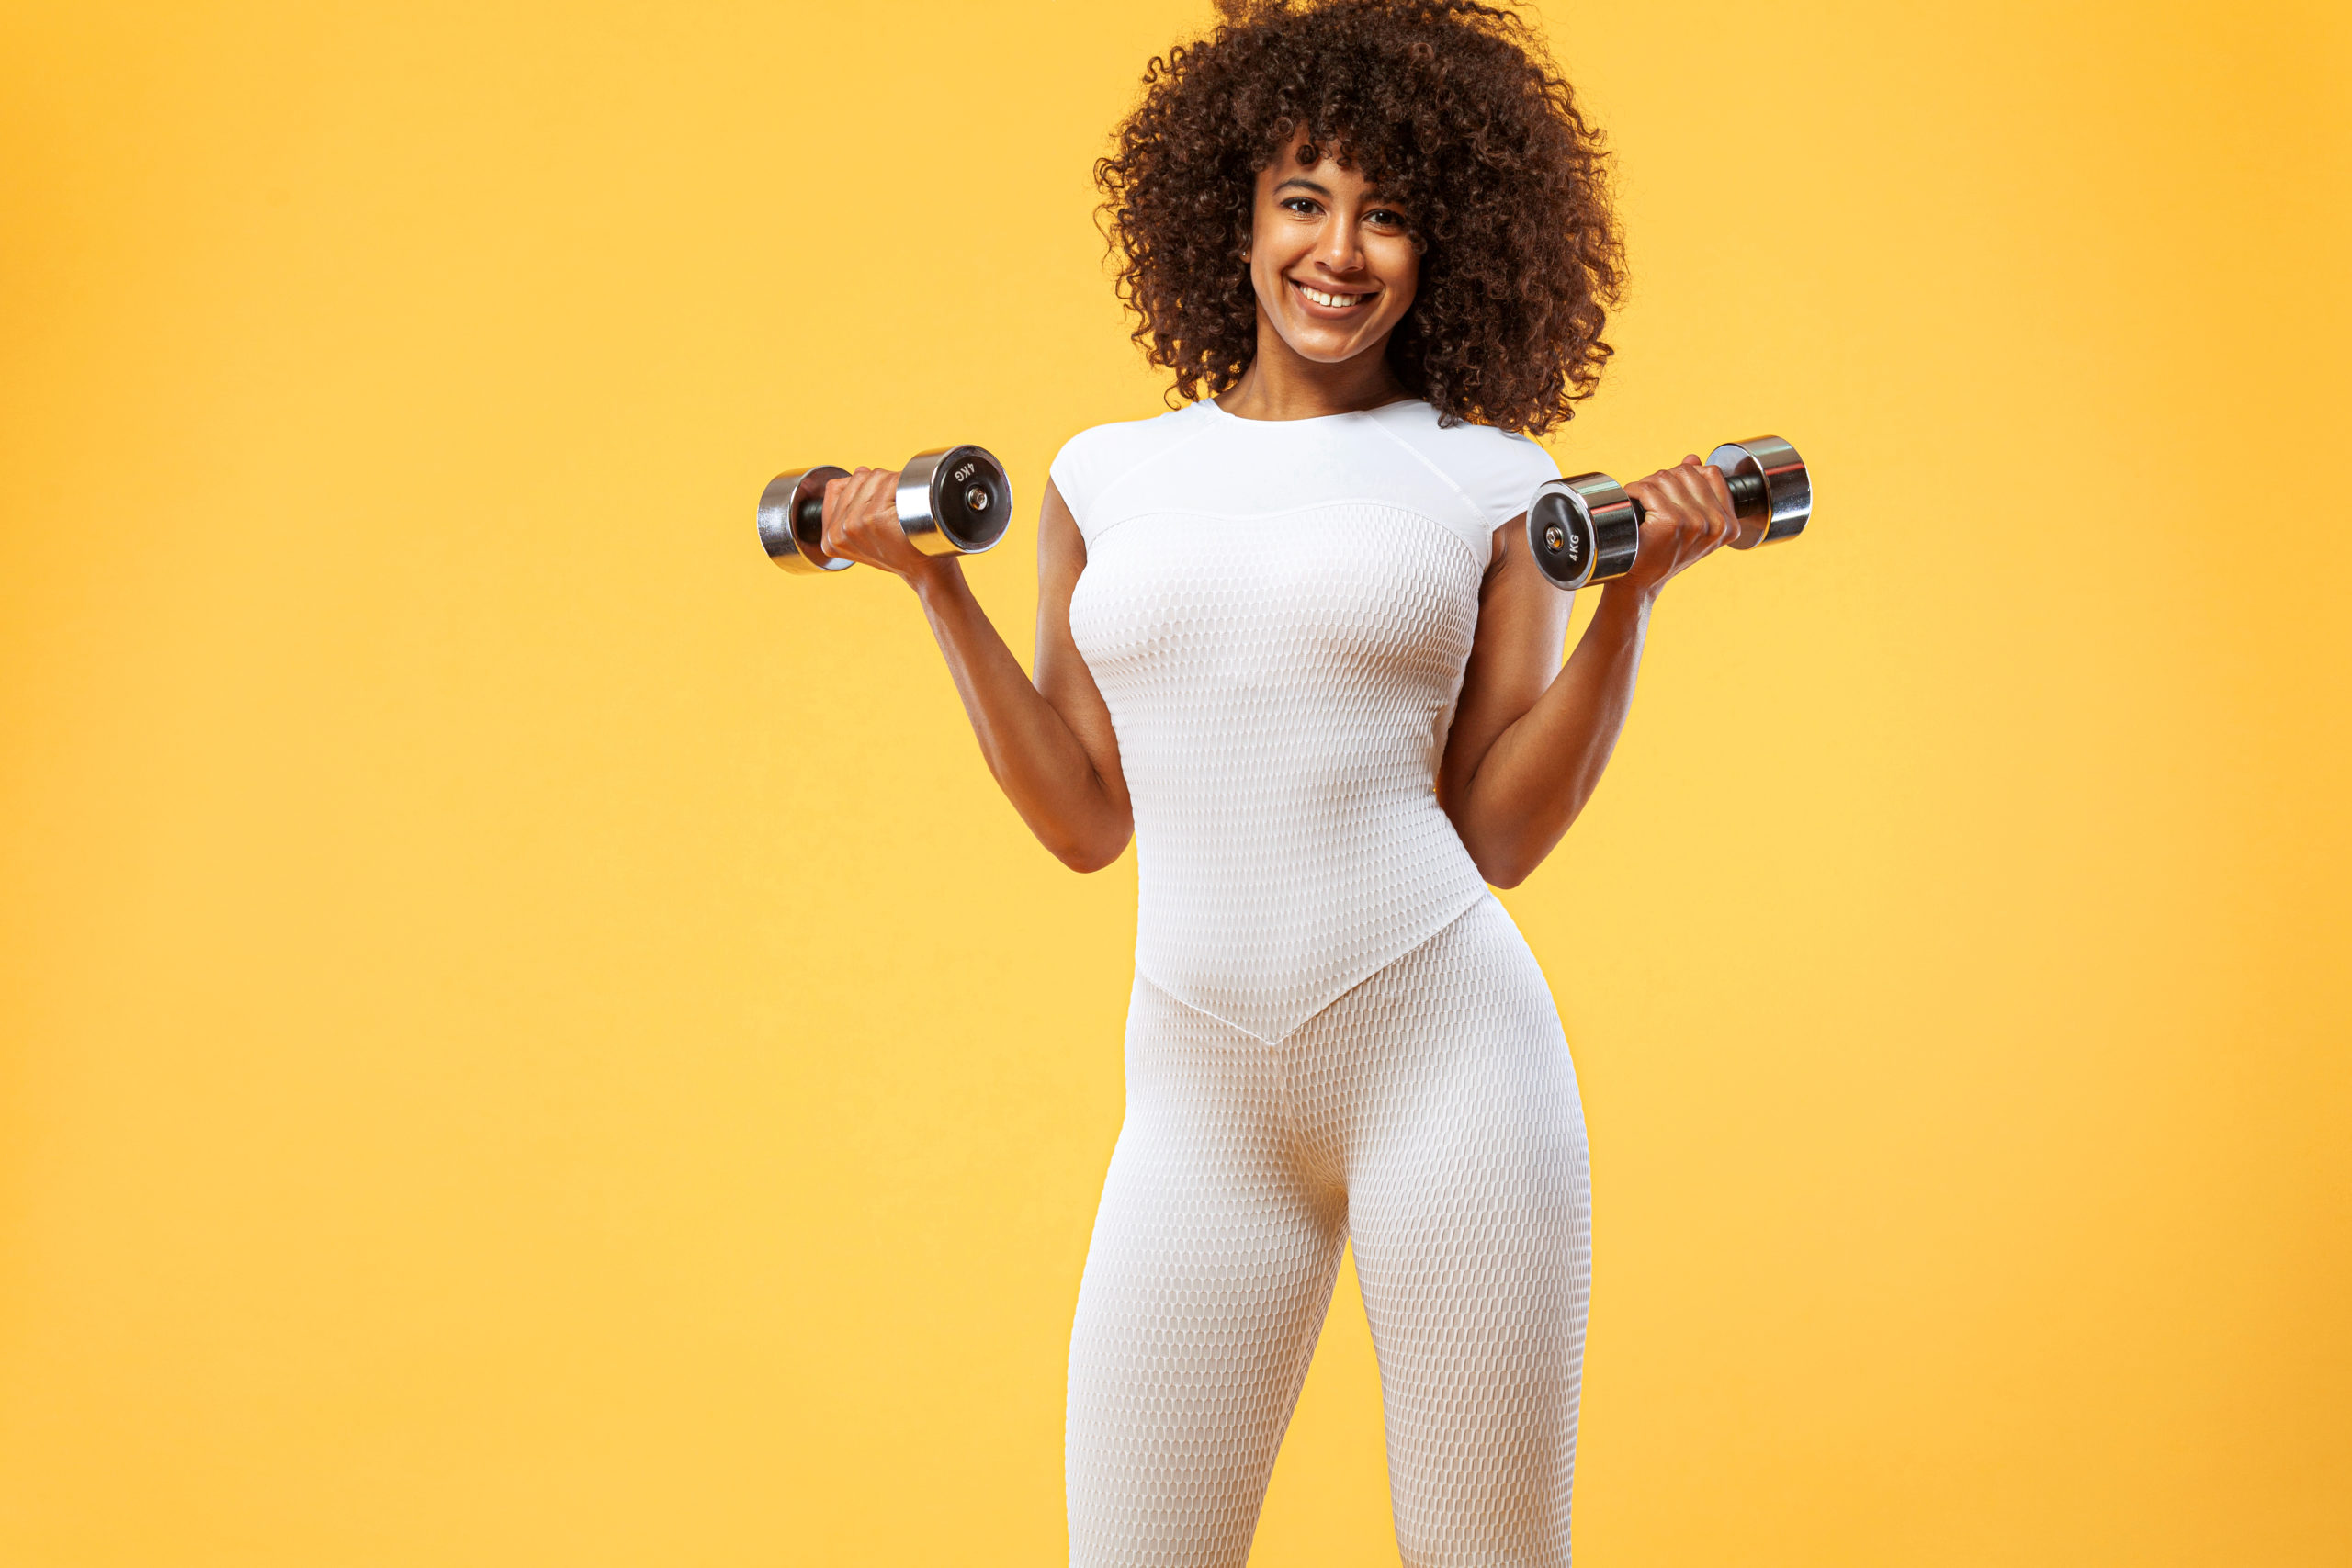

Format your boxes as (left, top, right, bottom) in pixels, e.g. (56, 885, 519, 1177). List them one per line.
(1464, 431, 1563, 530)
(1047, 430, 1103, 536)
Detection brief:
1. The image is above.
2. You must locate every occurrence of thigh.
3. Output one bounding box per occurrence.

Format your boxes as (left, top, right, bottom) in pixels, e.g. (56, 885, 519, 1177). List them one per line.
(1307, 899, 1592, 1568)
(1068, 974, 1349, 1568)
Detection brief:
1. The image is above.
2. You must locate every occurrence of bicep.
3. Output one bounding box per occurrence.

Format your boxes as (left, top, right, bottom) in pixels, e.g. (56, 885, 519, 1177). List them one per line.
(1034, 480, 1130, 805)
(1437, 514, 1572, 805)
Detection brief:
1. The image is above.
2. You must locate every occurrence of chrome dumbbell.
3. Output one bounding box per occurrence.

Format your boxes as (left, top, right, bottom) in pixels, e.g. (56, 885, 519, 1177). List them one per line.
(1525, 436, 1810, 591)
(757, 445, 1013, 574)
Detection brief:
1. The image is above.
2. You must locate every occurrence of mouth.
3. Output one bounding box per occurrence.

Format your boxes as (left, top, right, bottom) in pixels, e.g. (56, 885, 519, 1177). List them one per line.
(1288, 277, 1380, 314)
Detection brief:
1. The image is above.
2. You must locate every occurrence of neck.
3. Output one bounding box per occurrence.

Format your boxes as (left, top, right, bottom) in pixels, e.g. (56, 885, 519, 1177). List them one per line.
(1214, 310, 1408, 422)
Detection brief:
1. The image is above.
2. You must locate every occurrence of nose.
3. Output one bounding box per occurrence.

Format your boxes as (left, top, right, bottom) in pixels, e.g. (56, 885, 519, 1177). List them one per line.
(1314, 213, 1363, 275)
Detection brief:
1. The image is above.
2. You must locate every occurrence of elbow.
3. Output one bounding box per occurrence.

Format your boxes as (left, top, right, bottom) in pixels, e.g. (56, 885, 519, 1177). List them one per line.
(1474, 852, 1534, 891)
(1047, 822, 1132, 874)
(1456, 798, 1583, 891)
(1463, 829, 1532, 889)
(1460, 818, 1554, 890)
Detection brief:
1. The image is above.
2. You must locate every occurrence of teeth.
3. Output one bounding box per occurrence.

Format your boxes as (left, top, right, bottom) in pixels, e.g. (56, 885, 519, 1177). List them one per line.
(1298, 283, 1369, 308)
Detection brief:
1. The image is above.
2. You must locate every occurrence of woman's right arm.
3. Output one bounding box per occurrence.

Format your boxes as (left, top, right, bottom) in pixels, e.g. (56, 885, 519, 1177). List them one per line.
(818, 467, 1132, 872)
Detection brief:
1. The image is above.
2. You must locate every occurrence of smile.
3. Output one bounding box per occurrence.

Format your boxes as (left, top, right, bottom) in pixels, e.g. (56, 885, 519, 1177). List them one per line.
(1291, 279, 1378, 310)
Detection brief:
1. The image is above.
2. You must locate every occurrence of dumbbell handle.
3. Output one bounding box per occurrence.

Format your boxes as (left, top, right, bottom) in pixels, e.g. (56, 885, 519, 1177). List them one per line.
(785, 488, 830, 540)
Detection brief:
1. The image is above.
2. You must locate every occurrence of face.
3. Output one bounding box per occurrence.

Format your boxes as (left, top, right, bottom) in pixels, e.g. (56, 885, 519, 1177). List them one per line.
(1246, 133, 1419, 367)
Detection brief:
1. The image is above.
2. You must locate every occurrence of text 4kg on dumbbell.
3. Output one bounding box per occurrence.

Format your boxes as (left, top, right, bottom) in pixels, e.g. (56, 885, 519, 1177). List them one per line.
(758, 445, 1014, 574)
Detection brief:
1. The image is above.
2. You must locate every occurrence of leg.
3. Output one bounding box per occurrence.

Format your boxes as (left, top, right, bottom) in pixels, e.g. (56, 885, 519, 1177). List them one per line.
(1067, 974, 1349, 1568)
(1292, 899, 1592, 1568)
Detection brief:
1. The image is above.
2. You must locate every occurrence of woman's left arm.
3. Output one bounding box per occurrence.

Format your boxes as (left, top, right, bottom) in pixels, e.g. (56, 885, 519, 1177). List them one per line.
(1437, 455, 1740, 887)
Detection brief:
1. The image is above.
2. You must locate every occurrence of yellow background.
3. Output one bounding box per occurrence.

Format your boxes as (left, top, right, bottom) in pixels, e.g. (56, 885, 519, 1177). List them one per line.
(3, 0, 2346, 1562)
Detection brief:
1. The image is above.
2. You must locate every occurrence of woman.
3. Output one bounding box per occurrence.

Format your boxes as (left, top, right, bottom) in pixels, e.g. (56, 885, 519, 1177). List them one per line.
(817, 2, 1739, 1562)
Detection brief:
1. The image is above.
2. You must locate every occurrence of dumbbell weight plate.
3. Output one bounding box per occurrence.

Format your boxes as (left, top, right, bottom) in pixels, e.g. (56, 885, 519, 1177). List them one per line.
(898, 445, 1014, 557)
(1526, 471, 1645, 591)
(1708, 436, 1810, 549)
(758, 465, 853, 573)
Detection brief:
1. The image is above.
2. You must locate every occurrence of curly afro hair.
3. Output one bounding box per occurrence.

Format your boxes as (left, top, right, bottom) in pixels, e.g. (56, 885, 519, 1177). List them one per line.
(1095, 0, 1626, 435)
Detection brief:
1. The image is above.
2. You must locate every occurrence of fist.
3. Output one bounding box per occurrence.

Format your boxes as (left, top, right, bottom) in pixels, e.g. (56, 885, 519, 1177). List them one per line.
(1618, 454, 1738, 596)
(818, 467, 945, 582)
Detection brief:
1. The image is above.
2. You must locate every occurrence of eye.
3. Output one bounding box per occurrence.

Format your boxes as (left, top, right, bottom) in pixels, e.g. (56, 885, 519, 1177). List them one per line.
(1282, 197, 1323, 216)
(1366, 208, 1407, 230)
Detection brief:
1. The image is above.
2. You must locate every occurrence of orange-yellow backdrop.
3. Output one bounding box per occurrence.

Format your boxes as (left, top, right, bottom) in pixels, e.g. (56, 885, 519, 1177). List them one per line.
(3, 2, 2346, 1564)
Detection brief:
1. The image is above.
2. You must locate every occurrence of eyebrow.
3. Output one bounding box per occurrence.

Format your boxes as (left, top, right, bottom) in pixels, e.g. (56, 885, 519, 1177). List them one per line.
(1272, 175, 1397, 204)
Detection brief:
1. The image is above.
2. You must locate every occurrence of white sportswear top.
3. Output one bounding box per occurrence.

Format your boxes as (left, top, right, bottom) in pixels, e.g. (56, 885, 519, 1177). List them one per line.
(1052, 397, 1561, 1043)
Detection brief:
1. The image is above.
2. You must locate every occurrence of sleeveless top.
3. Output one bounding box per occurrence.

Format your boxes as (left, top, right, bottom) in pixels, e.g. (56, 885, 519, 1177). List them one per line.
(1050, 397, 1560, 1044)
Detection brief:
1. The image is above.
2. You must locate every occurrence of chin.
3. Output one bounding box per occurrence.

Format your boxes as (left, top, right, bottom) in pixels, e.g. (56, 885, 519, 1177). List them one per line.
(1285, 327, 1375, 362)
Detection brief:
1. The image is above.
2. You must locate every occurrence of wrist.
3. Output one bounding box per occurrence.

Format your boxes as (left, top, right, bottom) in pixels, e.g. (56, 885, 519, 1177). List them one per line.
(1596, 579, 1658, 625)
(907, 552, 967, 604)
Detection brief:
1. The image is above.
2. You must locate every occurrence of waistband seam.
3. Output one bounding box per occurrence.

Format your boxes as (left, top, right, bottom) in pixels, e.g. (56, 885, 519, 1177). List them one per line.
(1129, 885, 1497, 1047)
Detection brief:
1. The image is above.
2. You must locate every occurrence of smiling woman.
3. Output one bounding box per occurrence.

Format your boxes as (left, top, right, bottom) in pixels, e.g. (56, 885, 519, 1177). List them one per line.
(806, 3, 1748, 1564)
(1221, 136, 1426, 418)
(1094, 0, 1625, 433)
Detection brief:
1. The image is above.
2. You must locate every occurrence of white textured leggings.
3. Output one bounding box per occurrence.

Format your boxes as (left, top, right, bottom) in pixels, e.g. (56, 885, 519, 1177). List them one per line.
(1068, 896, 1592, 1568)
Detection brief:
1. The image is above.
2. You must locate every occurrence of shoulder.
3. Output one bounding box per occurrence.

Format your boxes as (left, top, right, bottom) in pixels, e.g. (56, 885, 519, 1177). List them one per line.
(1049, 403, 1212, 533)
(1367, 400, 1561, 528)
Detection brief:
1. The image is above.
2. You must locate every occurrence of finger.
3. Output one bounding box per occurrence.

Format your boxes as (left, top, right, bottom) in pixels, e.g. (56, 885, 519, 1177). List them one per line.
(865, 476, 903, 547)
(1651, 464, 1703, 502)
(842, 470, 885, 537)
(820, 475, 848, 548)
(1659, 466, 1732, 536)
(863, 468, 899, 525)
(843, 471, 889, 551)
(1673, 505, 1710, 547)
(1651, 507, 1689, 555)
(1657, 480, 1703, 523)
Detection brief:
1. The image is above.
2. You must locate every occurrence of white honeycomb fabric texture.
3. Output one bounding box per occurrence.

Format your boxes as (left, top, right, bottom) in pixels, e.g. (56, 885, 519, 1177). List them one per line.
(1057, 398, 1562, 1044)
(1066, 897, 1590, 1568)
(1050, 401, 1588, 1565)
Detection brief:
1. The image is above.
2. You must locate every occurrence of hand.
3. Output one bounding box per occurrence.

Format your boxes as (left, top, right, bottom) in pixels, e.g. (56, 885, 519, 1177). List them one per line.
(818, 466, 956, 586)
(1615, 454, 1739, 599)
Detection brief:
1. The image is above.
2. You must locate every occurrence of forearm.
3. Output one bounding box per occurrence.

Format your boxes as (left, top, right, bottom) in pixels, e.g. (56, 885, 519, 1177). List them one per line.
(910, 561, 1131, 870)
(1449, 584, 1653, 886)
